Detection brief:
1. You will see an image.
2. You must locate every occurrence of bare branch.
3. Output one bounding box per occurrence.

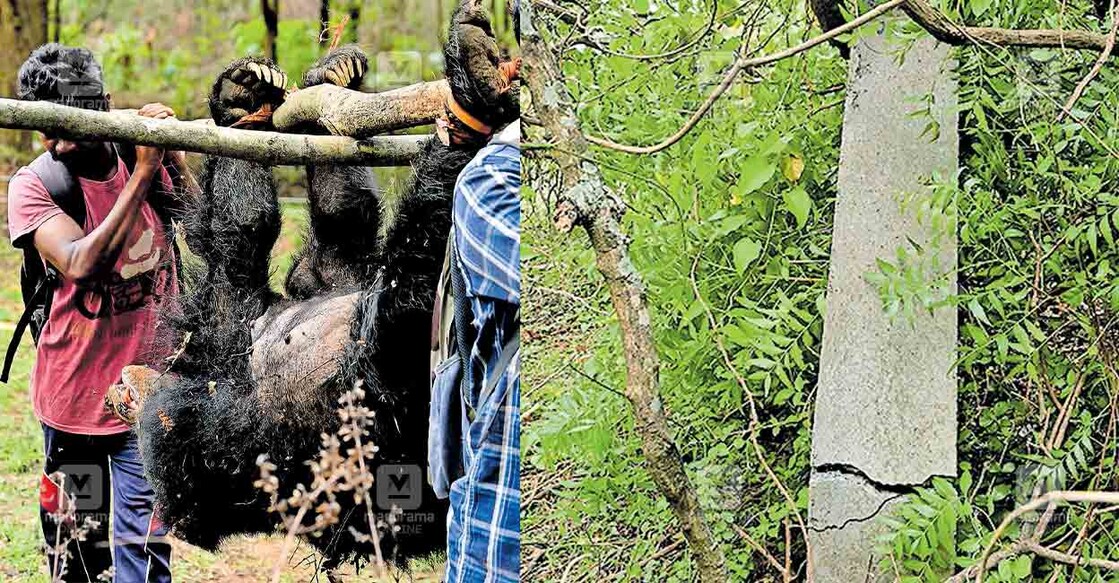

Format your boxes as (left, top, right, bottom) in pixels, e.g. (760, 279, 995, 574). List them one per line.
(1022, 540, 1119, 571)
(901, 0, 1110, 51)
(584, 0, 1116, 155)
(584, 0, 907, 154)
(944, 492, 1119, 582)
(0, 97, 427, 166)
(1059, 3, 1119, 119)
(974, 491, 1119, 583)
(733, 523, 789, 578)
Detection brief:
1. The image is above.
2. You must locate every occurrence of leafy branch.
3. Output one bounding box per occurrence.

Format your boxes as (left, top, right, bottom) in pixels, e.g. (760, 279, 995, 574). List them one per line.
(536, 0, 1117, 155)
(953, 491, 1119, 582)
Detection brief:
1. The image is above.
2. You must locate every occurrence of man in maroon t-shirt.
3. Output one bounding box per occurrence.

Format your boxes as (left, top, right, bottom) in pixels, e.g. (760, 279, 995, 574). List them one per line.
(6, 44, 193, 582)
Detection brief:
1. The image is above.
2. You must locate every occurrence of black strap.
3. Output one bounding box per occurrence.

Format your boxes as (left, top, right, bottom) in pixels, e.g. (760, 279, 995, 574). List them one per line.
(1, 267, 56, 382)
(479, 323, 519, 406)
(29, 152, 86, 225)
(449, 238, 473, 380)
(449, 238, 520, 415)
(1, 154, 80, 384)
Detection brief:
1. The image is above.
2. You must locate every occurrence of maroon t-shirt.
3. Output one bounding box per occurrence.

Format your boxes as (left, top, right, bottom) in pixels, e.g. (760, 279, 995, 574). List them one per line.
(6, 156, 178, 434)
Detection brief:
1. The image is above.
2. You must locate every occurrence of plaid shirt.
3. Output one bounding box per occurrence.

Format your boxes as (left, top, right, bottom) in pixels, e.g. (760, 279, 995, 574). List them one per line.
(445, 122, 521, 583)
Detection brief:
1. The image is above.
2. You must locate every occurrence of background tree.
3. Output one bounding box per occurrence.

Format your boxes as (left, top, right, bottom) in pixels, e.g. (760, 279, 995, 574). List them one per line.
(0, 0, 46, 156)
(261, 0, 278, 63)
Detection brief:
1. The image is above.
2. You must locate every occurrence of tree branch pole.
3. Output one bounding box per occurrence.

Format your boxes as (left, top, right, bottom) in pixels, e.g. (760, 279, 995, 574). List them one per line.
(901, 0, 1111, 50)
(272, 80, 450, 137)
(0, 80, 453, 166)
(522, 4, 728, 581)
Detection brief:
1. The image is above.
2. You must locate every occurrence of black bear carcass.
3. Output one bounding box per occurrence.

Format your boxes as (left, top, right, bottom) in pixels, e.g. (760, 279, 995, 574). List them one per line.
(121, 0, 519, 567)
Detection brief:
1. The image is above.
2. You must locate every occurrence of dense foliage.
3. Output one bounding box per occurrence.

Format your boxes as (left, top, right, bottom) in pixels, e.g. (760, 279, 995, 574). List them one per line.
(524, 0, 843, 578)
(879, 3, 1119, 581)
(523, 0, 1119, 580)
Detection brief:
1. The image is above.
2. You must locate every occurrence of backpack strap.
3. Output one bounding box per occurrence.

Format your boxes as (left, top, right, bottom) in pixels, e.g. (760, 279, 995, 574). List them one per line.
(28, 152, 86, 226)
(2, 154, 79, 383)
(449, 235, 473, 383)
(448, 236, 520, 415)
(478, 320, 519, 407)
(431, 229, 458, 378)
(0, 264, 57, 382)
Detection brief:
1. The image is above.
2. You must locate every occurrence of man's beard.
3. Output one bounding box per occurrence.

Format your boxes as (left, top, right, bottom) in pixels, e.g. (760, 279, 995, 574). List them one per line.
(51, 141, 107, 168)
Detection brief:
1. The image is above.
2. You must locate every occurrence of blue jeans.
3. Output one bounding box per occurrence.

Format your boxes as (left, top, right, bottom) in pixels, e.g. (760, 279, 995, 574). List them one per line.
(39, 423, 171, 582)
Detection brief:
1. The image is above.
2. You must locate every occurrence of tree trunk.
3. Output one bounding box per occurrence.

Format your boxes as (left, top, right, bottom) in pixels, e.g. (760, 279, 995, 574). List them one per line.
(0, 0, 48, 156)
(807, 17, 959, 582)
(318, 0, 329, 47)
(261, 0, 279, 63)
(346, 0, 359, 44)
(521, 5, 728, 581)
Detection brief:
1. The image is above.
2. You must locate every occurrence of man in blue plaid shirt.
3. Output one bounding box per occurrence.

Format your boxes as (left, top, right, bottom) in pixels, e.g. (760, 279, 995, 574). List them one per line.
(444, 118, 521, 582)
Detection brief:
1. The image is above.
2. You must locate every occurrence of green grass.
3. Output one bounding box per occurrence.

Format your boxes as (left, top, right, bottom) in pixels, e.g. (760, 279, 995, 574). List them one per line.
(0, 210, 49, 578)
(0, 342, 41, 580)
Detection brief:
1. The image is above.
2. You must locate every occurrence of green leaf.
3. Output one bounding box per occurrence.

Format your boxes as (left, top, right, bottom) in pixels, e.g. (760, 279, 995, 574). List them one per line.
(959, 470, 972, 496)
(733, 237, 762, 274)
(738, 155, 777, 196)
(781, 154, 805, 182)
(967, 297, 991, 326)
(783, 186, 812, 229)
(1061, 286, 1084, 307)
(1010, 555, 1031, 579)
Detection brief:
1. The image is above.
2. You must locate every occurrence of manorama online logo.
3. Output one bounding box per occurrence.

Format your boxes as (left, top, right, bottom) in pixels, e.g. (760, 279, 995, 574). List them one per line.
(54, 61, 106, 110)
(54, 463, 107, 512)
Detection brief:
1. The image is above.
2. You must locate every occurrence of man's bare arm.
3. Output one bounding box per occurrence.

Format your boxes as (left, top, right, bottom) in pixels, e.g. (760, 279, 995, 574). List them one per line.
(33, 161, 160, 284)
(135, 103, 200, 210)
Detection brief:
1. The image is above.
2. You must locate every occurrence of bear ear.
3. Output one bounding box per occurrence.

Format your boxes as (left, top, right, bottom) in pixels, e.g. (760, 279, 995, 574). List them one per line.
(453, 0, 492, 30)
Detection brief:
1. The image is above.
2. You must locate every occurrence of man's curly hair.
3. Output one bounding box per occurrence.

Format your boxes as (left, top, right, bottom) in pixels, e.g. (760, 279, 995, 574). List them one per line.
(17, 43, 109, 111)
